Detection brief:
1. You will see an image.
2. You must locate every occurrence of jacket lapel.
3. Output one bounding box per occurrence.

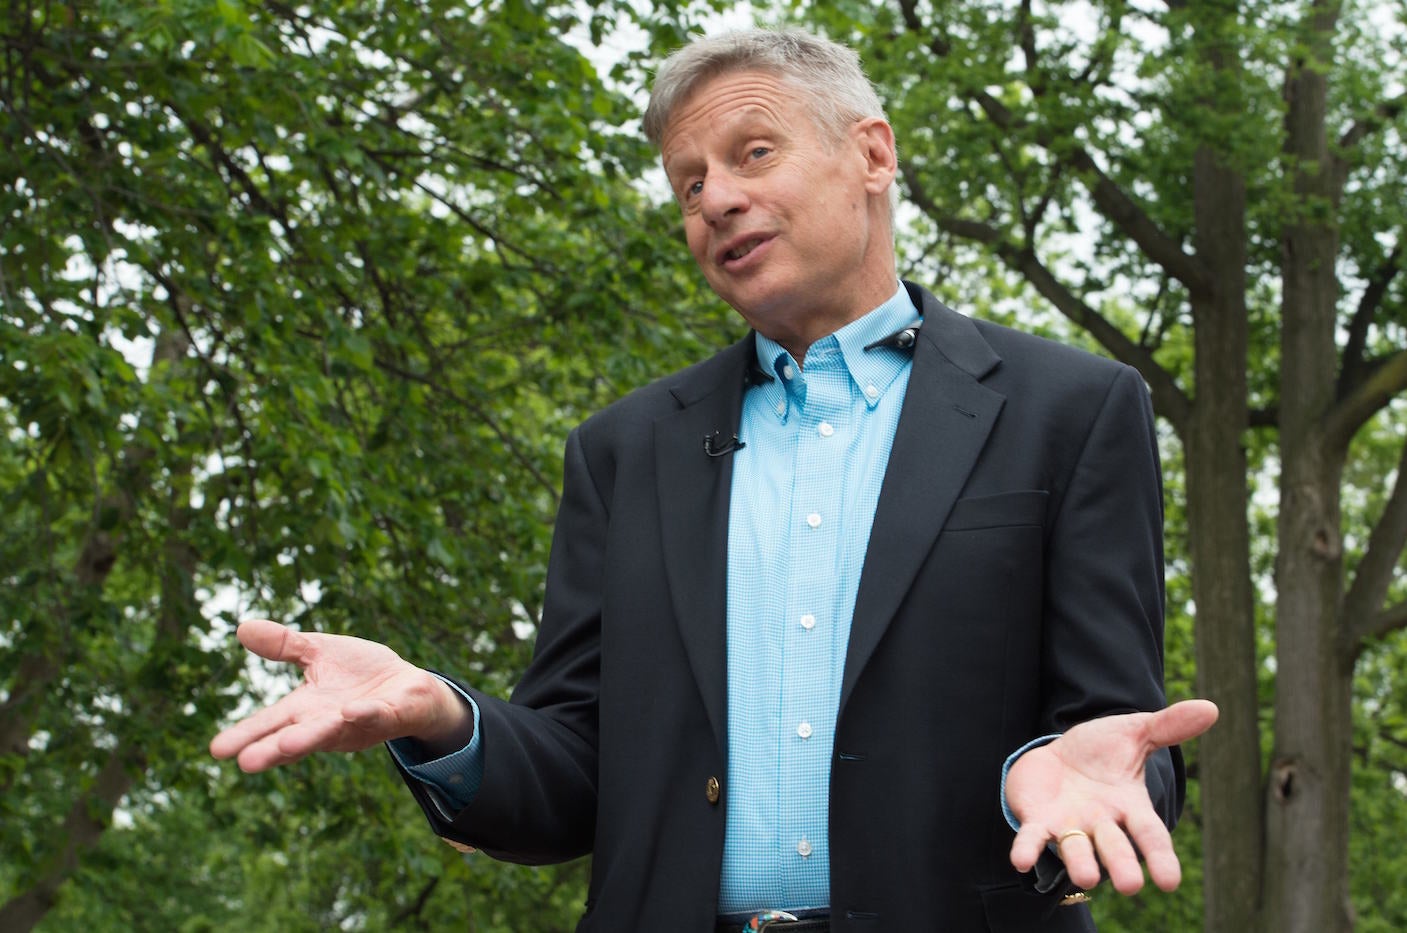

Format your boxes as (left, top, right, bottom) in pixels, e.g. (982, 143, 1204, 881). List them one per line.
(840, 286, 1006, 713)
(655, 336, 756, 754)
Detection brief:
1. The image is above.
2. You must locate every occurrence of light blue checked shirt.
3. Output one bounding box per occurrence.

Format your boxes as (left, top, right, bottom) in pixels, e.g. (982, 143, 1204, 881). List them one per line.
(716, 285, 916, 913)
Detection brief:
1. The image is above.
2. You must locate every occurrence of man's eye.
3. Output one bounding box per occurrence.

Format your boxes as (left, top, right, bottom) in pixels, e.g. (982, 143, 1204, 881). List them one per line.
(749, 147, 770, 159)
(687, 180, 704, 197)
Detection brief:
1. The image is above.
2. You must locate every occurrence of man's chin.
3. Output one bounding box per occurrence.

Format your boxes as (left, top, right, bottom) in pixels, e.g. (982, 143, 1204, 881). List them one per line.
(711, 284, 801, 331)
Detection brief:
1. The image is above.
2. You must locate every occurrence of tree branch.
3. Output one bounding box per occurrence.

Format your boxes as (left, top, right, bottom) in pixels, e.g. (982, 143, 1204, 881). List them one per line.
(1249, 405, 1279, 429)
(1357, 602, 1407, 645)
(1068, 148, 1213, 296)
(1339, 242, 1403, 393)
(902, 166, 1192, 432)
(1324, 349, 1407, 450)
(1334, 92, 1407, 195)
(1338, 92, 1406, 153)
(369, 356, 561, 505)
(898, 0, 1211, 298)
(169, 104, 290, 224)
(389, 876, 441, 928)
(1346, 434, 1407, 654)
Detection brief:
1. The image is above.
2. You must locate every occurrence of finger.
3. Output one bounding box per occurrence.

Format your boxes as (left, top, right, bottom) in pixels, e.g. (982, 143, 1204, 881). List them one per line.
(1055, 829, 1102, 890)
(235, 713, 346, 772)
(237, 619, 315, 666)
(232, 729, 301, 773)
(1009, 821, 1052, 873)
(210, 691, 310, 760)
(1143, 699, 1219, 749)
(1124, 808, 1182, 891)
(1091, 821, 1144, 894)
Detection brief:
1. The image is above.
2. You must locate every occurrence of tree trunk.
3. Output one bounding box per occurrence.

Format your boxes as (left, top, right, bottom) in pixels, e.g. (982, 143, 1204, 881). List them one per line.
(0, 370, 200, 931)
(1266, 373, 1352, 933)
(0, 329, 189, 796)
(1264, 2, 1353, 927)
(0, 747, 143, 931)
(1187, 133, 1263, 933)
(1265, 440, 1353, 933)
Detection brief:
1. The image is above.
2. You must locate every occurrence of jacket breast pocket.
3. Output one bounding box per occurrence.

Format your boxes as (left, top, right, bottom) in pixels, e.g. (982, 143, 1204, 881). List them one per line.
(943, 490, 1049, 533)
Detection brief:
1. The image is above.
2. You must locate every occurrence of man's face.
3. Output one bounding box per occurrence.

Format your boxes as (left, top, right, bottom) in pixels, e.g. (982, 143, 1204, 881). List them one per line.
(659, 70, 896, 353)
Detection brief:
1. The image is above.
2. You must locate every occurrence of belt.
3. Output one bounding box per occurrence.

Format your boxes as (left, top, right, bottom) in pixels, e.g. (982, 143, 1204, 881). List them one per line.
(715, 916, 829, 933)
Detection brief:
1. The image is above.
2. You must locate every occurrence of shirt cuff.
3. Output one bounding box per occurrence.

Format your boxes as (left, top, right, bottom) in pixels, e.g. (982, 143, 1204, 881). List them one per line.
(386, 676, 484, 816)
(1000, 733, 1061, 831)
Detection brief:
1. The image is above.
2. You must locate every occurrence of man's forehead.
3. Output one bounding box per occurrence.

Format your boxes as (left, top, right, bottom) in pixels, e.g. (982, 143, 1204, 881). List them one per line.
(659, 72, 795, 160)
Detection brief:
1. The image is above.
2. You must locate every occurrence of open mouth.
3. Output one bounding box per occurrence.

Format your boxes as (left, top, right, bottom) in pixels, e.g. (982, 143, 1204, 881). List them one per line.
(719, 236, 772, 267)
(727, 239, 764, 261)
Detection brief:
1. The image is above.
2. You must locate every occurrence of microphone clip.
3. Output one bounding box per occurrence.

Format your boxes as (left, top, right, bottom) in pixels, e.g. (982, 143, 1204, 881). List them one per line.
(704, 432, 746, 458)
(864, 319, 923, 352)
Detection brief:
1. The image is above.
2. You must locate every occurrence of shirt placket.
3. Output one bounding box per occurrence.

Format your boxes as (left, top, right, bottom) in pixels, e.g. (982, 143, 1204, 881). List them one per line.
(776, 352, 849, 903)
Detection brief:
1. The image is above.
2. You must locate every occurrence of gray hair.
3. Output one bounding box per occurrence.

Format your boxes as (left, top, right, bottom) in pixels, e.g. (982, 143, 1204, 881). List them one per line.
(642, 28, 888, 148)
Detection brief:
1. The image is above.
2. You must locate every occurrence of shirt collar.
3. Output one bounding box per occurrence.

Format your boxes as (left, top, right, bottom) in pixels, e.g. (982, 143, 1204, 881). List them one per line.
(751, 283, 919, 422)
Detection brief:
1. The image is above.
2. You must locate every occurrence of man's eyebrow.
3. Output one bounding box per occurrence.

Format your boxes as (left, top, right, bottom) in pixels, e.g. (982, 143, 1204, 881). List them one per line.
(661, 152, 696, 182)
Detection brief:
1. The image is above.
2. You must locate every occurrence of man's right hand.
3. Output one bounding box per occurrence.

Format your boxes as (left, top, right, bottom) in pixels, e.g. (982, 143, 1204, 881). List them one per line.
(209, 619, 473, 772)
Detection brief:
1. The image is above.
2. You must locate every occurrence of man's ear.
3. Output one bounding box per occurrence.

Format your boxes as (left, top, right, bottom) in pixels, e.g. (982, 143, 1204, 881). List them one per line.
(853, 117, 898, 196)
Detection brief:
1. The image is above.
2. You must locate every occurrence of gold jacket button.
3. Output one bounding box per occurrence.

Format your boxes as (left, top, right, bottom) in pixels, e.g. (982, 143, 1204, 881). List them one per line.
(705, 776, 721, 805)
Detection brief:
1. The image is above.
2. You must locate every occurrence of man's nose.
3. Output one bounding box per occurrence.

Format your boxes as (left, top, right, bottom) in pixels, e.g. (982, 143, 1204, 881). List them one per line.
(700, 174, 749, 226)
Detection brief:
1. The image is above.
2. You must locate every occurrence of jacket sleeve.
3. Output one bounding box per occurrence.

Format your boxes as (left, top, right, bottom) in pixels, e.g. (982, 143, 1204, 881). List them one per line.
(1029, 364, 1184, 889)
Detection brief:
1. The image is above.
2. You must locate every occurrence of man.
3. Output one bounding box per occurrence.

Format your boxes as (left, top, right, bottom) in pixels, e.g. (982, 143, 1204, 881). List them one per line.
(212, 29, 1217, 931)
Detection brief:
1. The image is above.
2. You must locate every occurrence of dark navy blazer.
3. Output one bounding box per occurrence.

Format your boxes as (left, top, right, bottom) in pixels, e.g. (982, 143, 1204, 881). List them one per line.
(397, 282, 1180, 932)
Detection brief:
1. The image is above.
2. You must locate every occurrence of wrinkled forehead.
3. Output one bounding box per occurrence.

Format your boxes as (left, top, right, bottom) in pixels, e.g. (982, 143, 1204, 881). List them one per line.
(658, 68, 840, 160)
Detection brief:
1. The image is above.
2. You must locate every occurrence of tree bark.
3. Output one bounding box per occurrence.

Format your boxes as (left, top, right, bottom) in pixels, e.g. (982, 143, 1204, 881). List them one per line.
(1264, 2, 1353, 930)
(1184, 5, 1265, 930)
(1187, 139, 1263, 933)
(0, 747, 143, 931)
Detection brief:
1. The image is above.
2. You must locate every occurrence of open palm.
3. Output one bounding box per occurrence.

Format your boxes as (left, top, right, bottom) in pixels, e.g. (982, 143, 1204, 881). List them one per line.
(1006, 699, 1218, 894)
(209, 619, 468, 773)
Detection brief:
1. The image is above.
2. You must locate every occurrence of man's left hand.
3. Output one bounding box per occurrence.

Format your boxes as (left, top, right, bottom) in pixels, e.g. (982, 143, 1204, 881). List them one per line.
(1006, 699, 1219, 894)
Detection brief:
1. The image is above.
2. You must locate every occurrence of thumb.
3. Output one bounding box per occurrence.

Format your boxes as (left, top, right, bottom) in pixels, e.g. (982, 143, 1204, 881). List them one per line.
(342, 697, 400, 734)
(1145, 699, 1219, 749)
(236, 619, 313, 667)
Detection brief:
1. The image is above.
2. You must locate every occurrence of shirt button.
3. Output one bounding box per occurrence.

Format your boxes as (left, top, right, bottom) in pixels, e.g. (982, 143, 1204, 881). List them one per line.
(797, 721, 813, 739)
(782, 364, 796, 380)
(800, 613, 816, 630)
(806, 513, 822, 529)
(818, 421, 834, 437)
(775, 401, 786, 415)
(797, 838, 813, 858)
(865, 384, 880, 401)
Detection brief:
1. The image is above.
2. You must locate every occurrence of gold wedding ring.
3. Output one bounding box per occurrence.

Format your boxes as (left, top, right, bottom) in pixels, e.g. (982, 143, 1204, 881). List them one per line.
(1057, 829, 1090, 847)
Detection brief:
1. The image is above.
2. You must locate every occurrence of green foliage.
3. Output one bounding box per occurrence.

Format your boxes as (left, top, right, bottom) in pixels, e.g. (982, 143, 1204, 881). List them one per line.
(1, 0, 732, 927)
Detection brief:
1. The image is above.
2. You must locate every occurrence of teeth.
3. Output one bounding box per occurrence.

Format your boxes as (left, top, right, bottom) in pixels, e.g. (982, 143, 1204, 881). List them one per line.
(727, 239, 761, 260)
